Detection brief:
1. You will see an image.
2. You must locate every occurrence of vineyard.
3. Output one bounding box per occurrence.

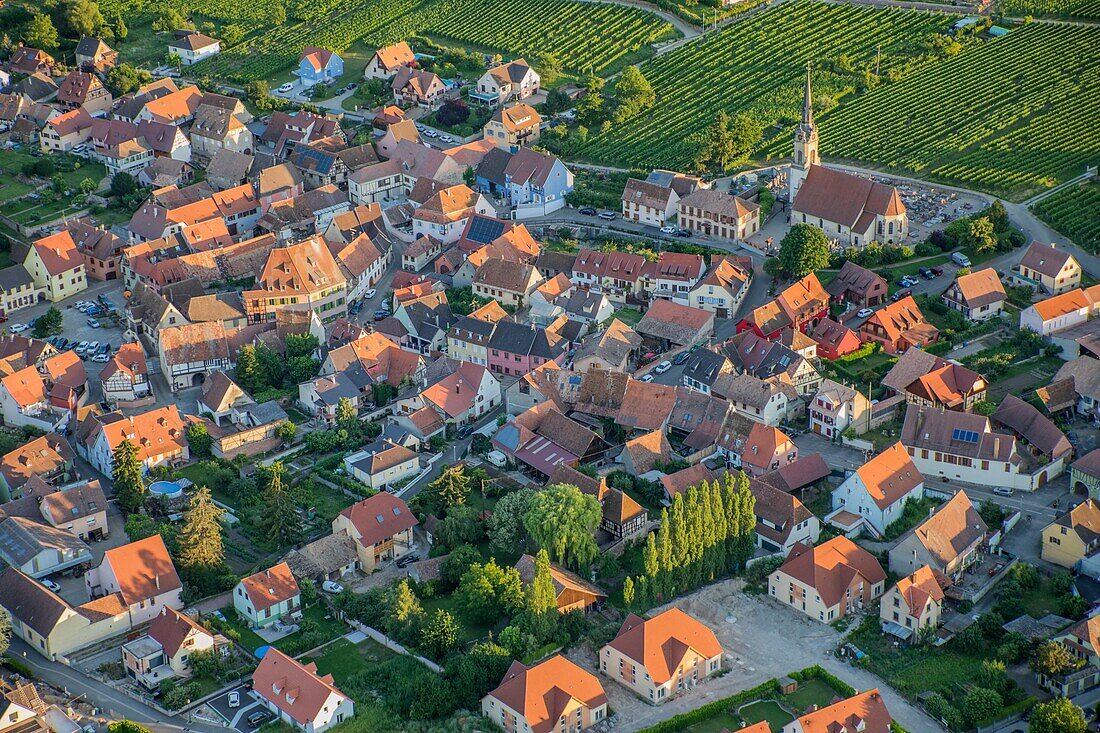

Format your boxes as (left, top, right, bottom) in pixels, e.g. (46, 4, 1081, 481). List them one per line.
(573, 1, 956, 171)
(1000, 0, 1100, 20)
(178, 0, 673, 82)
(1032, 182, 1100, 252)
(818, 22, 1100, 200)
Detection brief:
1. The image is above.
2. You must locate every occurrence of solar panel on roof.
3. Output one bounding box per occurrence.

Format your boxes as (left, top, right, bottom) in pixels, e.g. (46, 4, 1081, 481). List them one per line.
(951, 428, 979, 443)
(466, 216, 506, 244)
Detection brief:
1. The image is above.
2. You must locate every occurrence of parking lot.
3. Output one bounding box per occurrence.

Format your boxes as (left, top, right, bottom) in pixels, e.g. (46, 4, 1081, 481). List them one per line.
(205, 686, 270, 733)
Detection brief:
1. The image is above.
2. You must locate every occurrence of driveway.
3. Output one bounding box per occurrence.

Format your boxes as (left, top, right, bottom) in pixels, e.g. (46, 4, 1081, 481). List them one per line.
(570, 582, 943, 733)
(205, 687, 268, 733)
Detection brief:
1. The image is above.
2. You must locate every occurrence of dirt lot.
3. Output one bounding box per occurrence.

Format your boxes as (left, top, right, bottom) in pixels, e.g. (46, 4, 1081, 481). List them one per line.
(568, 579, 946, 733)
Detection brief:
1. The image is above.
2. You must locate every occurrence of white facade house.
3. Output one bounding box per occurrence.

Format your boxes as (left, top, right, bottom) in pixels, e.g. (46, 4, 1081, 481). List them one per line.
(168, 33, 221, 65)
(233, 563, 301, 629)
(827, 442, 924, 538)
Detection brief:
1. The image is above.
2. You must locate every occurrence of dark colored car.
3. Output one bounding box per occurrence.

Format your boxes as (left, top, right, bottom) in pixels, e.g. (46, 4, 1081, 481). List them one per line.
(892, 288, 913, 301)
(373, 309, 389, 322)
(919, 267, 934, 279)
(396, 554, 420, 568)
(931, 266, 945, 276)
(457, 425, 473, 439)
(578, 207, 597, 216)
(674, 229, 693, 237)
(349, 300, 362, 315)
(673, 350, 693, 365)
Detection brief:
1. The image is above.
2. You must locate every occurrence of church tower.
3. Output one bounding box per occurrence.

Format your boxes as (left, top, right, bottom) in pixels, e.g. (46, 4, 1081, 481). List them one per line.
(789, 62, 819, 203)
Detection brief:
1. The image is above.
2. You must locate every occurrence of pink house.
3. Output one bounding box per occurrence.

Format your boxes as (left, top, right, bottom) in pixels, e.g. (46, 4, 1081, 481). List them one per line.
(487, 320, 568, 377)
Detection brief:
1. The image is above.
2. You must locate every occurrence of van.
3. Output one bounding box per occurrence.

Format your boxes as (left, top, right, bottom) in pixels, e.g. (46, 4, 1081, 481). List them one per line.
(951, 252, 972, 267)
(992, 486, 1014, 497)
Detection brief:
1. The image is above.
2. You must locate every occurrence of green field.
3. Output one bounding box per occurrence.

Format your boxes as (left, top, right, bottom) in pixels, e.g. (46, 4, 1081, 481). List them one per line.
(573, 2, 957, 172)
(175, 0, 674, 82)
(1000, 0, 1100, 19)
(1033, 182, 1100, 252)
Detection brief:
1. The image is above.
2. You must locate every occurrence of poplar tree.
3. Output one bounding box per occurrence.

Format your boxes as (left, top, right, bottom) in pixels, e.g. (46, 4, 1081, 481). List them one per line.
(669, 495, 689, 591)
(623, 576, 635, 610)
(527, 549, 558, 642)
(643, 532, 659, 580)
(734, 471, 757, 569)
(177, 486, 224, 568)
(260, 462, 300, 547)
(112, 438, 145, 515)
(656, 509, 673, 599)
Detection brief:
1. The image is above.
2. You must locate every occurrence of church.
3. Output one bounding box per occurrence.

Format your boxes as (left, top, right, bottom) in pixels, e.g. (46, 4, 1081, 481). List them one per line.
(788, 64, 908, 248)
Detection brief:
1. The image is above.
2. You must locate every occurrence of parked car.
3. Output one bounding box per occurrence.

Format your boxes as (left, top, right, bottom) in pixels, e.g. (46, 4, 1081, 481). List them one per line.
(364, 288, 377, 300)
(373, 309, 389, 322)
(660, 225, 678, 235)
(91, 353, 110, 363)
(349, 300, 362, 315)
(674, 229, 693, 237)
(640, 374, 655, 383)
(673, 350, 693, 365)
(228, 691, 240, 708)
(86, 318, 101, 328)
(345, 82, 358, 91)
(75, 341, 90, 355)
(578, 207, 597, 216)
(891, 289, 912, 302)
(321, 580, 344, 594)
(457, 424, 474, 439)
(919, 267, 934, 279)
(931, 266, 945, 276)
(597, 211, 617, 221)
(992, 486, 1014, 497)
(85, 341, 100, 355)
(41, 578, 61, 592)
(277, 82, 294, 93)
(951, 252, 972, 267)
(247, 711, 273, 728)
(8, 323, 27, 333)
(857, 308, 874, 318)
(653, 360, 672, 374)
(396, 554, 420, 568)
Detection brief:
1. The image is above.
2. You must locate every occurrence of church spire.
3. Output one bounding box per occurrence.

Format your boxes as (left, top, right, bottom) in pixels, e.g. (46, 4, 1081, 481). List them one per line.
(802, 61, 813, 127)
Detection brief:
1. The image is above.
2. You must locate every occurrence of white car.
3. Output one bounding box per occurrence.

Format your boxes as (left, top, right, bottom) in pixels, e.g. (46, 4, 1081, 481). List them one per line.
(857, 308, 874, 318)
(660, 225, 677, 235)
(322, 580, 344, 594)
(91, 352, 110, 363)
(424, 129, 438, 138)
(440, 135, 454, 143)
(41, 579, 61, 592)
(364, 288, 377, 300)
(277, 82, 294, 93)
(8, 323, 27, 333)
(653, 360, 672, 375)
(228, 691, 240, 708)
(414, 123, 425, 131)
(75, 341, 90, 355)
(640, 374, 655, 383)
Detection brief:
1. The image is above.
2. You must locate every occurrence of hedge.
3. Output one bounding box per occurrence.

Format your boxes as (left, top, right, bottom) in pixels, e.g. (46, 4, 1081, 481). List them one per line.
(635, 679, 780, 733)
(974, 696, 1036, 728)
(790, 665, 857, 698)
(1, 655, 35, 678)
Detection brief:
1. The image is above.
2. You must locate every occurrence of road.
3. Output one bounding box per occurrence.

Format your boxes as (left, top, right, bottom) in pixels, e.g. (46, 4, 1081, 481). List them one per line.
(8, 639, 226, 733)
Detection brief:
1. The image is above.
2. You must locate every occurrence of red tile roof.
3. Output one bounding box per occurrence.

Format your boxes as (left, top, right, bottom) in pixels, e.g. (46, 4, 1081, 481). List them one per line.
(486, 656, 607, 733)
(776, 536, 885, 608)
(338, 492, 417, 548)
(252, 647, 349, 726)
(100, 535, 182, 606)
(606, 608, 722, 684)
(240, 562, 300, 613)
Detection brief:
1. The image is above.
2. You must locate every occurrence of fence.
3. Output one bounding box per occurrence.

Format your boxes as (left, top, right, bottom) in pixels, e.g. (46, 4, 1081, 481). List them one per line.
(346, 619, 442, 673)
(840, 435, 874, 452)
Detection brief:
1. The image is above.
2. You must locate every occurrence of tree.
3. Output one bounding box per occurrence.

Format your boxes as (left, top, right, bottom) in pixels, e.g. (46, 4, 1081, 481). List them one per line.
(0, 607, 10, 658)
(259, 462, 300, 547)
(275, 421, 296, 443)
(115, 14, 127, 40)
(778, 224, 831, 279)
(185, 422, 212, 456)
(457, 559, 524, 623)
(526, 549, 558, 642)
(221, 24, 243, 46)
(288, 356, 321, 384)
(112, 438, 146, 514)
(961, 687, 1002, 727)
(1029, 697, 1087, 733)
(537, 52, 563, 85)
(694, 111, 764, 173)
(33, 306, 63, 338)
(56, 0, 106, 40)
(968, 215, 996, 253)
(422, 608, 460, 659)
(177, 487, 224, 568)
(436, 99, 471, 127)
(235, 344, 261, 392)
(79, 178, 97, 195)
(440, 544, 481, 589)
(1031, 640, 1076, 677)
(270, 3, 286, 26)
(437, 505, 483, 549)
(487, 487, 535, 555)
(285, 332, 319, 359)
(26, 13, 59, 51)
(429, 465, 471, 509)
(576, 75, 605, 125)
(463, 166, 476, 187)
(387, 579, 424, 643)
(523, 483, 602, 569)
(109, 170, 138, 197)
(166, 52, 182, 73)
(614, 66, 655, 121)
(108, 724, 154, 733)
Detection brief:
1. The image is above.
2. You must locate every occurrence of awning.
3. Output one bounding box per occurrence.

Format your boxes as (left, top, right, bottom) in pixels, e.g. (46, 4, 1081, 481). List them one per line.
(882, 620, 913, 640)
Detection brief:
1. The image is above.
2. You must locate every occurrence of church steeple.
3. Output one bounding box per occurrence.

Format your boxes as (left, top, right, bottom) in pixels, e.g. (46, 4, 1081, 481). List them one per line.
(788, 61, 819, 204)
(802, 61, 814, 127)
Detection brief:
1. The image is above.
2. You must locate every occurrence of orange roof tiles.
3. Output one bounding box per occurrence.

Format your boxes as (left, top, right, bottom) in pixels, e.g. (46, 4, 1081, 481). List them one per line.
(253, 647, 349, 726)
(338, 492, 417, 548)
(854, 442, 923, 510)
(607, 608, 722, 685)
(1031, 287, 1098, 321)
(487, 656, 607, 733)
(148, 606, 211, 657)
(777, 536, 886, 608)
(32, 231, 84, 276)
(795, 689, 893, 733)
(1, 366, 46, 409)
(422, 362, 489, 418)
(94, 405, 187, 463)
(101, 535, 182, 606)
(240, 562, 300, 613)
(894, 565, 945, 619)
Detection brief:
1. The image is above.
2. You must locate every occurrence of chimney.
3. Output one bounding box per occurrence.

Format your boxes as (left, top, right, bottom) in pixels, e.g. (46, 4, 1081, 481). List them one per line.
(155, 574, 161, 590)
(994, 437, 1000, 454)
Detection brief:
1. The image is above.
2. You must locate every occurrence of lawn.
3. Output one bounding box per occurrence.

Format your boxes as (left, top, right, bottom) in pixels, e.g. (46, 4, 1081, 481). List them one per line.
(219, 604, 347, 654)
(303, 637, 398, 687)
(420, 592, 495, 644)
(1019, 574, 1066, 618)
(682, 713, 741, 733)
(611, 308, 644, 327)
(783, 677, 841, 711)
(739, 700, 793, 732)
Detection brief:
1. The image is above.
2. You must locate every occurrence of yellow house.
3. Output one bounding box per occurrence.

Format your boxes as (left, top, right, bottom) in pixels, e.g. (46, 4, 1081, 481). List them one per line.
(879, 565, 945, 642)
(1017, 241, 1081, 295)
(482, 655, 608, 733)
(24, 231, 87, 302)
(483, 103, 542, 150)
(331, 492, 418, 572)
(1042, 498, 1100, 569)
(600, 608, 723, 705)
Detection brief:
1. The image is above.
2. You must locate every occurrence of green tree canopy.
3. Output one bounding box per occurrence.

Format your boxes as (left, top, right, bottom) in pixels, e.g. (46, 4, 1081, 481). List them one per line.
(457, 559, 524, 623)
(523, 483, 602, 569)
(0, 607, 10, 658)
(25, 13, 59, 51)
(526, 548, 558, 642)
(422, 608, 460, 659)
(694, 111, 764, 173)
(1030, 640, 1077, 677)
(259, 462, 300, 547)
(177, 486, 224, 569)
(778, 224, 831, 279)
(968, 215, 996, 252)
(33, 306, 63, 338)
(614, 66, 656, 121)
(486, 487, 535, 555)
(185, 422, 212, 456)
(1029, 697, 1086, 733)
(55, 0, 106, 40)
(429, 465, 471, 509)
(112, 438, 145, 514)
